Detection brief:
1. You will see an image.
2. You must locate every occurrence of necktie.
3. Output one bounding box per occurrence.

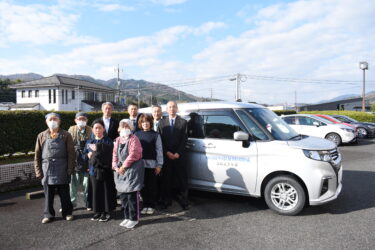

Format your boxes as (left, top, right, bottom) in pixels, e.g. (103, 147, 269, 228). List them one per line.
(132, 119, 136, 129)
(170, 119, 174, 133)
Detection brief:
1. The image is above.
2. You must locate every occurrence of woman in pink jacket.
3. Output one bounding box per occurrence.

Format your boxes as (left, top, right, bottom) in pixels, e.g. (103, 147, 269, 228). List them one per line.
(112, 119, 144, 229)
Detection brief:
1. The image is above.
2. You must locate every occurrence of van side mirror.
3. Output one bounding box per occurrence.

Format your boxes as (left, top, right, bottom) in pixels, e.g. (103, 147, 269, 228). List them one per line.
(234, 131, 249, 141)
(234, 131, 250, 148)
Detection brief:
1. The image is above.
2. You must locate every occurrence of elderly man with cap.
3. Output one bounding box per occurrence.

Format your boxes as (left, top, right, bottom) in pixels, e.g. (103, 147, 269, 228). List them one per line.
(34, 112, 75, 224)
(68, 112, 93, 210)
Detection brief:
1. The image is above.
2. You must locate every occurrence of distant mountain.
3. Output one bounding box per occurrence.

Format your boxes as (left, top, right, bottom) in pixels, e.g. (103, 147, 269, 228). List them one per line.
(315, 91, 375, 104)
(0, 73, 213, 104)
(0, 73, 43, 82)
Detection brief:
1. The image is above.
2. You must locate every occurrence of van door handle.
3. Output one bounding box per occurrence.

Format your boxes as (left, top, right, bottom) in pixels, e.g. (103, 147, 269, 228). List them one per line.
(203, 143, 216, 148)
(187, 142, 195, 147)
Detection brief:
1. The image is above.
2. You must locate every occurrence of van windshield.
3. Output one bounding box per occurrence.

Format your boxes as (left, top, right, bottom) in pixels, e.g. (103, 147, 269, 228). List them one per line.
(246, 108, 299, 140)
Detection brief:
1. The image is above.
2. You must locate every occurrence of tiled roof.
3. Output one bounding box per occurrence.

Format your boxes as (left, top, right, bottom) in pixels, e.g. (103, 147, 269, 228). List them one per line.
(11, 103, 39, 108)
(10, 75, 116, 92)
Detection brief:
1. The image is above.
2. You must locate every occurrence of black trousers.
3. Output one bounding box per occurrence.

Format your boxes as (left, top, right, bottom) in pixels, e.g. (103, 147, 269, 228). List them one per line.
(43, 184, 73, 219)
(142, 168, 159, 208)
(160, 158, 189, 206)
(90, 175, 116, 213)
(120, 192, 139, 221)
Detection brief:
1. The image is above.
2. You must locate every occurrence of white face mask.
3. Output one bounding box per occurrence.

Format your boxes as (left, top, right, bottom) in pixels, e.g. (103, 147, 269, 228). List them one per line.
(120, 129, 132, 138)
(47, 120, 59, 129)
(77, 121, 87, 127)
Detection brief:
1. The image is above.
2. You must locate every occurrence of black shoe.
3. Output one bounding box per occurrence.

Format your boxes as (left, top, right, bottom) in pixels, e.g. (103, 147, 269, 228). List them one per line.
(91, 213, 101, 221)
(99, 213, 110, 222)
(182, 203, 190, 210)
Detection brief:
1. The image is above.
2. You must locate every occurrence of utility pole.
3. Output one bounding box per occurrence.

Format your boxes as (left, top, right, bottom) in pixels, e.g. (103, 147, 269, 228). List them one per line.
(294, 90, 297, 112)
(210, 88, 213, 101)
(359, 62, 369, 112)
(137, 83, 140, 108)
(114, 64, 123, 104)
(229, 73, 246, 102)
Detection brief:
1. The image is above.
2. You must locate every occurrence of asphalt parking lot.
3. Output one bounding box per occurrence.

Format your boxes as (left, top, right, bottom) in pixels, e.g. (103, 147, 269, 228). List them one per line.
(1, 139, 374, 250)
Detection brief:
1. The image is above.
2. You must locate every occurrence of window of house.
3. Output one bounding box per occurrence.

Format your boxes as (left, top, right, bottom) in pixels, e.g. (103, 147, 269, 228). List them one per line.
(49, 89, 52, 103)
(21, 90, 25, 98)
(65, 89, 68, 104)
(53, 89, 56, 103)
(72, 90, 75, 100)
(62, 89, 65, 104)
(28, 90, 32, 98)
(35, 90, 39, 97)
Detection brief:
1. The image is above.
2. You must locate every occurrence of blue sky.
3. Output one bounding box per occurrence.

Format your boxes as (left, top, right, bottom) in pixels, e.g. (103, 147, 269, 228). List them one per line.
(0, 0, 374, 104)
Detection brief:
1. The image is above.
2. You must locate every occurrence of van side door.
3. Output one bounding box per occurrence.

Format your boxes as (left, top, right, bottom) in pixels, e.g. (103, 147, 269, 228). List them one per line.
(195, 109, 258, 195)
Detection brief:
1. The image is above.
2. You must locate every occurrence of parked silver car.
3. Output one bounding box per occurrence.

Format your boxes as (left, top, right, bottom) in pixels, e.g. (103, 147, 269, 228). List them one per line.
(141, 102, 343, 215)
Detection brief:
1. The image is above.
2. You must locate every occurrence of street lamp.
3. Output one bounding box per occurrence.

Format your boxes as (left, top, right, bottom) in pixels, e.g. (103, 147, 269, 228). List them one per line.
(359, 61, 369, 112)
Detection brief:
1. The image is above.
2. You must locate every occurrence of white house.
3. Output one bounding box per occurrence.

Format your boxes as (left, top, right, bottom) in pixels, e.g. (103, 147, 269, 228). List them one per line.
(10, 75, 118, 111)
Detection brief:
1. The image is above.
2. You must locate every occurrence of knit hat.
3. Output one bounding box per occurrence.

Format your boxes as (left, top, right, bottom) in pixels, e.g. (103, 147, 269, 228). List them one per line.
(45, 112, 60, 120)
(119, 119, 134, 131)
(75, 112, 88, 119)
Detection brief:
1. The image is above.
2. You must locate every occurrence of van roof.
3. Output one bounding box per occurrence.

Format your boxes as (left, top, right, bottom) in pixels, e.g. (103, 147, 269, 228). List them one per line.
(139, 101, 264, 113)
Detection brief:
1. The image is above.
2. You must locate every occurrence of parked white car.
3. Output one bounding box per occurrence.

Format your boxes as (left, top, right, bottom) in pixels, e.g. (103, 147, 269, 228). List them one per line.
(281, 114, 356, 145)
(140, 102, 343, 216)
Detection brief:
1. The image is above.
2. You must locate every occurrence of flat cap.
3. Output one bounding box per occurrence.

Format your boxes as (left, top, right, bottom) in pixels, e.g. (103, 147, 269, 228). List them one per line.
(45, 112, 60, 120)
(75, 112, 88, 119)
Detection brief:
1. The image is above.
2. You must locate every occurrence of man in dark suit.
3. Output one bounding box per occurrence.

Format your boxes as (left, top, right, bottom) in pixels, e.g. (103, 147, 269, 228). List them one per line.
(100, 102, 119, 141)
(128, 103, 141, 132)
(158, 101, 188, 210)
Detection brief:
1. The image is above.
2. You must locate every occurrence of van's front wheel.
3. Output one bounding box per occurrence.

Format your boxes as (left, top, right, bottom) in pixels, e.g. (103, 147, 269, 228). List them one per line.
(264, 175, 306, 216)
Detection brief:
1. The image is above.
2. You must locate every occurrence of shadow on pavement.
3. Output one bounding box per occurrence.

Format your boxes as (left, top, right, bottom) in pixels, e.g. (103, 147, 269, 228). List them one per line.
(300, 170, 375, 215)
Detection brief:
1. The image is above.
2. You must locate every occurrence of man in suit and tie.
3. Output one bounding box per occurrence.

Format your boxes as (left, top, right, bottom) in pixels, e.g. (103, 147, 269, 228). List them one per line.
(128, 103, 141, 132)
(100, 102, 119, 141)
(152, 105, 162, 132)
(158, 101, 188, 210)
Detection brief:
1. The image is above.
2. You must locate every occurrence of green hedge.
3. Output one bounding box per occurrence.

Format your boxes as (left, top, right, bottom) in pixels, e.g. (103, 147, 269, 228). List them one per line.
(0, 111, 129, 155)
(298, 110, 375, 123)
(274, 110, 297, 116)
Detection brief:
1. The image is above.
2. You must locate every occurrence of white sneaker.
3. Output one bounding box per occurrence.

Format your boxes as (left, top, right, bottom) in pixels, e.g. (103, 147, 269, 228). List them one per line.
(66, 215, 74, 221)
(42, 217, 51, 224)
(125, 220, 138, 229)
(59, 208, 62, 213)
(141, 207, 148, 215)
(146, 208, 155, 215)
(119, 219, 129, 227)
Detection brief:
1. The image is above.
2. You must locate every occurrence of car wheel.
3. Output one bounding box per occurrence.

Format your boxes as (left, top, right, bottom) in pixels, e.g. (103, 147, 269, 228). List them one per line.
(325, 133, 342, 146)
(264, 175, 306, 216)
(357, 127, 368, 138)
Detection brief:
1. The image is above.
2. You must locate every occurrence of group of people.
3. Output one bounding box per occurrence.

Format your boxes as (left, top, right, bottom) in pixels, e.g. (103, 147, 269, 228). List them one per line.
(34, 101, 188, 229)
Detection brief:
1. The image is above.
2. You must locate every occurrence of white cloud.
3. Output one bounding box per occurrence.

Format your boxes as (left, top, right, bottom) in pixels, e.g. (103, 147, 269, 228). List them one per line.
(188, 0, 375, 103)
(94, 3, 135, 12)
(0, 1, 97, 46)
(3, 21, 221, 79)
(150, 0, 188, 6)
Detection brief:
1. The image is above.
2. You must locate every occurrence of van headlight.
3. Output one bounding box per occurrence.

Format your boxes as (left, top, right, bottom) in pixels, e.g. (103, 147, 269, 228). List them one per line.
(303, 149, 332, 162)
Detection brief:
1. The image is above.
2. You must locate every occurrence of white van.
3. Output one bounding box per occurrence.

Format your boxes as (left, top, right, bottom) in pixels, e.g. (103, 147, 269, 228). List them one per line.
(140, 102, 342, 215)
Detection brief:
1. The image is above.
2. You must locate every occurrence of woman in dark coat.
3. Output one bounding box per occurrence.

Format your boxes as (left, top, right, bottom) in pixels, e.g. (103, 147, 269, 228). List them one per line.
(84, 119, 116, 222)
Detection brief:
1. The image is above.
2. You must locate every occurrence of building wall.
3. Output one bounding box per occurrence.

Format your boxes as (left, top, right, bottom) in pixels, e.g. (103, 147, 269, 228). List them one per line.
(16, 86, 114, 111)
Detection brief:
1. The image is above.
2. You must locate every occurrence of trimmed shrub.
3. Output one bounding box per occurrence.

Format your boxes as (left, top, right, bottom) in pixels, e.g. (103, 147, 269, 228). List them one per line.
(274, 110, 297, 116)
(298, 110, 375, 123)
(0, 111, 129, 155)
